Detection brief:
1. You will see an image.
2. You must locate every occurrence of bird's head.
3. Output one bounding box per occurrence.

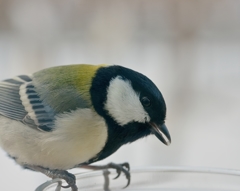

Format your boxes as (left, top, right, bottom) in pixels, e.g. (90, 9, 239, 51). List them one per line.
(90, 65, 171, 146)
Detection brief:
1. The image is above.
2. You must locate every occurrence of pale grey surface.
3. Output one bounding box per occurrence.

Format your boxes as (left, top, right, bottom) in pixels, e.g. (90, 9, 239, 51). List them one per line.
(0, 1, 240, 190)
(36, 167, 240, 191)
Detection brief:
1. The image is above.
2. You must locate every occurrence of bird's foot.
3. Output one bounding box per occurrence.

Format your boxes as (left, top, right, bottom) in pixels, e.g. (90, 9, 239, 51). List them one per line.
(80, 162, 130, 190)
(26, 165, 77, 191)
(45, 169, 77, 191)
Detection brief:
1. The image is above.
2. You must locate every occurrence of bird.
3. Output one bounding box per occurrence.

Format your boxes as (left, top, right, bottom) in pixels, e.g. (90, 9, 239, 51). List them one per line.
(0, 64, 171, 191)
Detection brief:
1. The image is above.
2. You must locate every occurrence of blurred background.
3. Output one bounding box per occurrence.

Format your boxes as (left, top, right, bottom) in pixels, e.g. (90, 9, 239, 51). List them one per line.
(0, 0, 240, 190)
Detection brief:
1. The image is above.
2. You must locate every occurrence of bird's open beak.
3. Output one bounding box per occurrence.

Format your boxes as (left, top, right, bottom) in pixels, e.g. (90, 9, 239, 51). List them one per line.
(149, 122, 171, 146)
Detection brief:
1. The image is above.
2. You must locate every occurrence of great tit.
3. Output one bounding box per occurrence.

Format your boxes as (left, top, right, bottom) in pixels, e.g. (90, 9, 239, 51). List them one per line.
(0, 64, 171, 191)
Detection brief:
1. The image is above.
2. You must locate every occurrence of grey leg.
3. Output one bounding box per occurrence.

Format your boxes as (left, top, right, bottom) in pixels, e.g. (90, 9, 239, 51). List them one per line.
(78, 162, 131, 190)
(25, 165, 78, 191)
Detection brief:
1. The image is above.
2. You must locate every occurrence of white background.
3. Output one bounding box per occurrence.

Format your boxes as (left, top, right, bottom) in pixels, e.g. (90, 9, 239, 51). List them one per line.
(0, 0, 240, 190)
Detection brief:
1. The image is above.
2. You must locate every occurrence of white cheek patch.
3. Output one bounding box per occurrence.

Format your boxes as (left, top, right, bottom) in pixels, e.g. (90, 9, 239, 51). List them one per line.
(104, 76, 150, 126)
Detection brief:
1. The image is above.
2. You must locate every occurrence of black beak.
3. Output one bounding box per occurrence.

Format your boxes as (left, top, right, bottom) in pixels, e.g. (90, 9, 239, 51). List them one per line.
(149, 123, 171, 146)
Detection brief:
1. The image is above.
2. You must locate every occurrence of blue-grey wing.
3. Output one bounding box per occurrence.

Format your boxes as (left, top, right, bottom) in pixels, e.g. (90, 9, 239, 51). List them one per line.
(0, 75, 55, 131)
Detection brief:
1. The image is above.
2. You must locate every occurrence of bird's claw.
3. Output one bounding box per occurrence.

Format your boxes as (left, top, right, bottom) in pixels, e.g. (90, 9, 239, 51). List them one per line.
(25, 165, 78, 191)
(79, 162, 131, 190)
(59, 171, 76, 189)
(107, 162, 131, 188)
(113, 168, 121, 179)
(46, 169, 77, 191)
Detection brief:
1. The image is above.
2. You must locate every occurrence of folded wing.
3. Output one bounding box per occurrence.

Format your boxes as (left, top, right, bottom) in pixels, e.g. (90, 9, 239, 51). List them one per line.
(0, 75, 55, 131)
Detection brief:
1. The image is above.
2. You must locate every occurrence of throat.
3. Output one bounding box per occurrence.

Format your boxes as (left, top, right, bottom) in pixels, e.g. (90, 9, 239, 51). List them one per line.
(89, 121, 151, 163)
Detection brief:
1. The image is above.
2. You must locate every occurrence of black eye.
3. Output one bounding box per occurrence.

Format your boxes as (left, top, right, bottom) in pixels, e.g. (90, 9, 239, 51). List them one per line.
(141, 97, 151, 107)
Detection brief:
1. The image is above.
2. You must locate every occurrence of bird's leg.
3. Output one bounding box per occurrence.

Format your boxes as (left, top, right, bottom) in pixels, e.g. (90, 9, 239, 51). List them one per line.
(103, 169, 110, 191)
(25, 165, 78, 191)
(77, 162, 130, 190)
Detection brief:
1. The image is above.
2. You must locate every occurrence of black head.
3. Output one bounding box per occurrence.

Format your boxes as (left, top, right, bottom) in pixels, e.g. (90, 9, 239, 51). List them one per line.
(90, 65, 171, 145)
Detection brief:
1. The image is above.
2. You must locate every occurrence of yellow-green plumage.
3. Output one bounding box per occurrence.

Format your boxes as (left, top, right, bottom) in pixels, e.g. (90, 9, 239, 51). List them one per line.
(33, 64, 106, 113)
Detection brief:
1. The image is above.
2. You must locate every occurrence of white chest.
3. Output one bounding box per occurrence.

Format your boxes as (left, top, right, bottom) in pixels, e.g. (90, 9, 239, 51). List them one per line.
(0, 109, 108, 170)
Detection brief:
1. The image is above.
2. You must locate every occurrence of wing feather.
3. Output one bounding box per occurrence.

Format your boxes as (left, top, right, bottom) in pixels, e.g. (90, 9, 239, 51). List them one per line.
(0, 80, 27, 120)
(0, 66, 93, 132)
(0, 75, 55, 131)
